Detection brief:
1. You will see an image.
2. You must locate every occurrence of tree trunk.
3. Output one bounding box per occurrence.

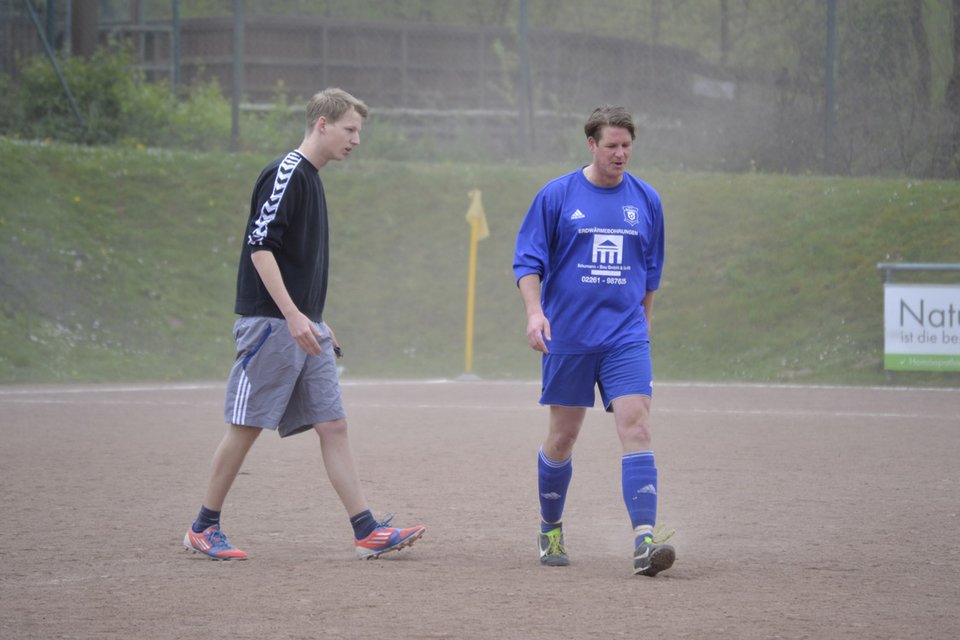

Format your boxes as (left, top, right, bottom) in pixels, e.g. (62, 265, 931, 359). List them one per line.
(908, 0, 931, 109)
(720, 0, 729, 66)
(934, 0, 960, 176)
(70, 0, 98, 59)
(651, 0, 662, 44)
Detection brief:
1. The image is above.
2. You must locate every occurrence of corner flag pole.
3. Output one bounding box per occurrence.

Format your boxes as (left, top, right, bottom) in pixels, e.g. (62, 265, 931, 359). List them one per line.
(463, 189, 489, 376)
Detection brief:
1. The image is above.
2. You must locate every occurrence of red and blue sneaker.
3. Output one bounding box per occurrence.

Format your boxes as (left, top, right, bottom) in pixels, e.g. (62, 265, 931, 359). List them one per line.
(183, 524, 248, 560)
(354, 515, 425, 559)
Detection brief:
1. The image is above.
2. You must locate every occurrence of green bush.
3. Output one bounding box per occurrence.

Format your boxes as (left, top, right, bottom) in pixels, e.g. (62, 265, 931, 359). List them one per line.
(15, 45, 142, 144)
(4, 44, 234, 151)
(163, 81, 233, 150)
(1, 45, 507, 161)
(0, 73, 16, 134)
(235, 82, 302, 154)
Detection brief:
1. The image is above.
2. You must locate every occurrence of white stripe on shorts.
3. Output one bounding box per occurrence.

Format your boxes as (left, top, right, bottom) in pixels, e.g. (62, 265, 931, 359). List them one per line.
(233, 370, 251, 425)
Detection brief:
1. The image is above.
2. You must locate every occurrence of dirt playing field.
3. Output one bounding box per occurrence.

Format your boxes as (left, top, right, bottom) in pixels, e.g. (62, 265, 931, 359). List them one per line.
(1, 379, 958, 639)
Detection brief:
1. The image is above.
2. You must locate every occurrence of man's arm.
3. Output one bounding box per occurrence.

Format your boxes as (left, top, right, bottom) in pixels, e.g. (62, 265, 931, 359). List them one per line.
(518, 273, 550, 353)
(250, 250, 323, 355)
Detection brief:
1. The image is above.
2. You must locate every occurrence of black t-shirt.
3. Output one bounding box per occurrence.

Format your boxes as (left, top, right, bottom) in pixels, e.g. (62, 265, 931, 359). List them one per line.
(234, 150, 329, 321)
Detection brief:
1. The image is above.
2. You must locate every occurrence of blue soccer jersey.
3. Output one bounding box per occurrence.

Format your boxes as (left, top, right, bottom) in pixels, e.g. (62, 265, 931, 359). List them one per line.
(513, 168, 665, 353)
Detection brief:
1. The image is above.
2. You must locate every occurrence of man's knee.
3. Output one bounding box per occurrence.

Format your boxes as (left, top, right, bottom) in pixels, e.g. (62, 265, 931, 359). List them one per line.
(619, 420, 652, 446)
(313, 418, 349, 437)
(227, 423, 262, 445)
(546, 431, 578, 458)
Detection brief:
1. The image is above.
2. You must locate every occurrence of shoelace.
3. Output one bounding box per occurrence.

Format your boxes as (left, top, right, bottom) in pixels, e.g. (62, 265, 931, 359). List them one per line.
(207, 528, 229, 547)
(546, 530, 565, 555)
(375, 514, 395, 529)
(649, 524, 676, 544)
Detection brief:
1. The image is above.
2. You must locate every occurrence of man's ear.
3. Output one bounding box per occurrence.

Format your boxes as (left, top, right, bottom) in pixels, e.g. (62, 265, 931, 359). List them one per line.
(315, 116, 327, 134)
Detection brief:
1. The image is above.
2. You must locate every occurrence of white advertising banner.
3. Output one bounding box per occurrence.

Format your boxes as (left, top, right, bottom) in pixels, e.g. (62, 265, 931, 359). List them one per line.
(883, 284, 960, 371)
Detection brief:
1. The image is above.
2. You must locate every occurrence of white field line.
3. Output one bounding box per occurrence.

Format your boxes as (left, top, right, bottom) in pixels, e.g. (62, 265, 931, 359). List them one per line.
(343, 402, 952, 421)
(0, 378, 956, 395)
(0, 380, 954, 421)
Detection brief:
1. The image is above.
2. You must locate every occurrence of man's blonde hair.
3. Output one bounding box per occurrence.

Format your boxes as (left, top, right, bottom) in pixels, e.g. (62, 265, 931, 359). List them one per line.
(306, 88, 369, 129)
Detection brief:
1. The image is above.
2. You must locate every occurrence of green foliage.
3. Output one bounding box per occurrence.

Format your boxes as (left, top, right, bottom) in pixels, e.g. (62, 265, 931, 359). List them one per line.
(14, 46, 133, 143)
(233, 84, 300, 154)
(0, 73, 16, 133)
(161, 82, 234, 150)
(355, 118, 429, 162)
(3, 45, 233, 151)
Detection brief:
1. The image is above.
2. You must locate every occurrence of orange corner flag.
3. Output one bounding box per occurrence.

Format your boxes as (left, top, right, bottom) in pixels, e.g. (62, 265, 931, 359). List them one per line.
(465, 189, 490, 240)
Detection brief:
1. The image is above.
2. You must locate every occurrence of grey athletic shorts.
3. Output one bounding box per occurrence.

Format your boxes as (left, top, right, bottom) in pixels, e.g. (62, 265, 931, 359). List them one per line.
(224, 316, 345, 437)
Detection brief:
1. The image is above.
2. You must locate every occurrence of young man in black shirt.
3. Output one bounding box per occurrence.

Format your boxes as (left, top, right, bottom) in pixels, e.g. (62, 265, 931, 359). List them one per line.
(184, 88, 425, 561)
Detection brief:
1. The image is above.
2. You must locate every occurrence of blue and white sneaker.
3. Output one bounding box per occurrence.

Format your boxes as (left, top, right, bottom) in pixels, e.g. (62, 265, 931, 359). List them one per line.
(355, 515, 425, 559)
(184, 524, 248, 560)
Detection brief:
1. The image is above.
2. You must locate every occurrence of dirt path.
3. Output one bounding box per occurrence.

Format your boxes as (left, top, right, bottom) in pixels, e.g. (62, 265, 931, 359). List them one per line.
(1, 380, 957, 639)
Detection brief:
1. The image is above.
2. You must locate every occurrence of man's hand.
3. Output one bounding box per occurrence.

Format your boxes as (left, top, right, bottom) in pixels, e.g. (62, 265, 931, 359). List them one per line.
(287, 311, 323, 356)
(518, 274, 550, 353)
(285, 310, 323, 356)
(526, 311, 551, 353)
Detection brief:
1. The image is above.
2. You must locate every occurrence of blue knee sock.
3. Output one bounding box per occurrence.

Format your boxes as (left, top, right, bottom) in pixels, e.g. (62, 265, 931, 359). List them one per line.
(539, 448, 572, 532)
(192, 505, 220, 533)
(622, 450, 658, 545)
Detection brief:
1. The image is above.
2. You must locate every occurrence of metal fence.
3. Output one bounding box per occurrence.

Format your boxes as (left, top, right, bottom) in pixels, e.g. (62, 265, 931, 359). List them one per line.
(4, 10, 747, 161)
(5, 2, 959, 176)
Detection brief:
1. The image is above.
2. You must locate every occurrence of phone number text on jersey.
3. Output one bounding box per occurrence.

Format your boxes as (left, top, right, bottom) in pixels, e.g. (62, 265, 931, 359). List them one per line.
(582, 275, 627, 285)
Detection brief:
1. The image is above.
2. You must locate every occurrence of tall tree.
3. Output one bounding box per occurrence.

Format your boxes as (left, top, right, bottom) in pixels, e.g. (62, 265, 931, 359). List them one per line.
(651, 0, 662, 44)
(934, 0, 960, 176)
(720, 0, 729, 65)
(908, 0, 932, 109)
(71, 0, 98, 59)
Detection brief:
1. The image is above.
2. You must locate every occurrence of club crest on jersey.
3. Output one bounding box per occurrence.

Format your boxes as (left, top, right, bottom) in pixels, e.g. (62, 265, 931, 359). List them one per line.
(623, 205, 640, 226)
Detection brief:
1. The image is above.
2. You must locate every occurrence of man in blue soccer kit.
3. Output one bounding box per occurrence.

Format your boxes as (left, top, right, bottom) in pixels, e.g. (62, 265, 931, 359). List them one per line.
(183, 88, 424, 561)
(513, 104, 674, 576)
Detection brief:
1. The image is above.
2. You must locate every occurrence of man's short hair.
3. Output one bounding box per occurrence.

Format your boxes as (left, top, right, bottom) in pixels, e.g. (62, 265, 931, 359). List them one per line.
(306, 88, 369, 129)
(584, 105, 636, 141)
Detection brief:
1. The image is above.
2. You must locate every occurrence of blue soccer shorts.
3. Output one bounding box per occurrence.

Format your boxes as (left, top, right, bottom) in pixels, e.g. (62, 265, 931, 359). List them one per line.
(539, 341, 653, 411)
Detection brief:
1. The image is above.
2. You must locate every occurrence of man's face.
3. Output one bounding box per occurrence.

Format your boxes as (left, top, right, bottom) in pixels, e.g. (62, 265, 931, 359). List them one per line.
(321, 108, 363, 161)
(587, 125, 633, 185)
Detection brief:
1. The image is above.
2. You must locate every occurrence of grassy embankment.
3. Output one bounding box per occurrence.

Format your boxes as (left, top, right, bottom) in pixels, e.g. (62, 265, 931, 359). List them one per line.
(1, 137, 958, 386)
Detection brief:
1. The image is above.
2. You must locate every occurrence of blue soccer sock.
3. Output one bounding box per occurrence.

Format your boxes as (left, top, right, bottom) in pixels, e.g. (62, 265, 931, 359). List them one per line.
(192, 505, 221, 533)
(350, 509, 378, 540)
(622, 450, 658, 545)
(539, 448, 573, 532)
